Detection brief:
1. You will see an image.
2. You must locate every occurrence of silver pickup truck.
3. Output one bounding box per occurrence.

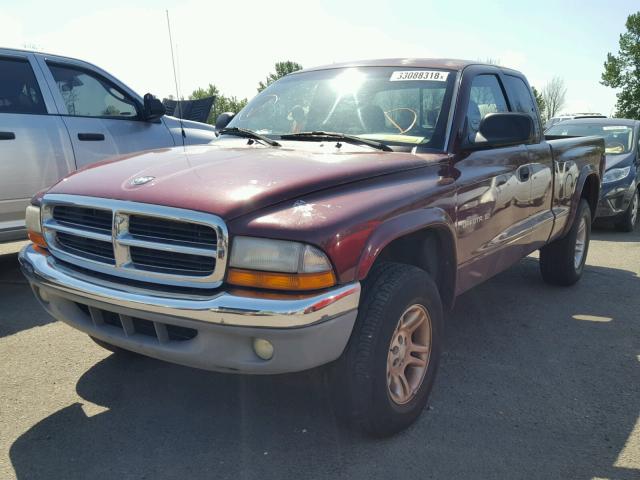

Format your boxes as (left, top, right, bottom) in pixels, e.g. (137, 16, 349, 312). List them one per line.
(0, 48, 217, 242)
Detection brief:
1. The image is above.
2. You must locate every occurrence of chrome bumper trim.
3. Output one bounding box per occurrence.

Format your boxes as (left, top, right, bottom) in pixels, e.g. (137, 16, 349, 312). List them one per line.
(19, 244, 360, 329)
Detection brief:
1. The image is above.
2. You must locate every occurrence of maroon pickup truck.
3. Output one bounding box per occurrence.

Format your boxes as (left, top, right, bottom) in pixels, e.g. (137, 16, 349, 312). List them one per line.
(20, 59, 604, 436)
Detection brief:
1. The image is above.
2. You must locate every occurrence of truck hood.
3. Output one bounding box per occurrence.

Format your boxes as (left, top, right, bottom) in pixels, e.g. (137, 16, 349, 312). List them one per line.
(48, 144, 445, 220)
(163, 115, 216, 132)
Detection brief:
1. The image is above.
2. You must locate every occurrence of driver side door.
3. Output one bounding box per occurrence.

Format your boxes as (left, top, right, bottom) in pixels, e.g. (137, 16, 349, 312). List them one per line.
(454, 73, 534, 293)
(41, 60, 174, 168)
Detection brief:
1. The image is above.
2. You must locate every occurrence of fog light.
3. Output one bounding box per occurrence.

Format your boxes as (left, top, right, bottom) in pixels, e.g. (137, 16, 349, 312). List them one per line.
(253, 338, 274, 360)
(35, 286, 49, 304)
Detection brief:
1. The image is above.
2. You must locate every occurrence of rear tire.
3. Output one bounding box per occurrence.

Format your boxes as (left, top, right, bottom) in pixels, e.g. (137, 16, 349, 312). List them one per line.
(615, 188, 638, 232)
(331, 262, 443, 437)
(540, 199, 591, 286)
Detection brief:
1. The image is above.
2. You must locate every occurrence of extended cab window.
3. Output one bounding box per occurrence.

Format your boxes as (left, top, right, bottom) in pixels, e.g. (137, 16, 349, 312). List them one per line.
(465, 74, 508, 143)
(0, 58, 46, 115)
(504, 75, 540, 137)
(48, 64, 138, 118)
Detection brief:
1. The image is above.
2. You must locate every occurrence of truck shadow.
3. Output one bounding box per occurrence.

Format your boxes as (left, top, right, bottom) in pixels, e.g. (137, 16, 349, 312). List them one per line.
(9, 258, 640, 480)
(0, 253, 55, 338)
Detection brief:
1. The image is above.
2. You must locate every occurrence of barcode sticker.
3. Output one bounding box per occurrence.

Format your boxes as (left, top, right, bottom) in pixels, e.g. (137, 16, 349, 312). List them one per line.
(390, 71, 449, 82)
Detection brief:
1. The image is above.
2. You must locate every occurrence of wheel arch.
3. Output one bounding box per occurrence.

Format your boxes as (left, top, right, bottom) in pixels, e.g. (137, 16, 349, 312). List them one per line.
(580, 172, 600, 220)
(356, 208, 458, 309)
(561, 168, 600, 238)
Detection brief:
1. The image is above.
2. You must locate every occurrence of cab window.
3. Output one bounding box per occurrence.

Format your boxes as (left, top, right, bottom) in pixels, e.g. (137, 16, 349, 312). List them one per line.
(48, 63, 138, 118)
(0, 58, 47, 115)
(504, 75, 540, 137)
(465, 75, 508, 143)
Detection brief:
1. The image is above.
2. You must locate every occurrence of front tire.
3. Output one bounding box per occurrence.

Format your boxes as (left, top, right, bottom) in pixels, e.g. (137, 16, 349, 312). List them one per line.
(540, 199, 591, 286)
(615, 188, 638, 232)
(331, 262, 443, 437)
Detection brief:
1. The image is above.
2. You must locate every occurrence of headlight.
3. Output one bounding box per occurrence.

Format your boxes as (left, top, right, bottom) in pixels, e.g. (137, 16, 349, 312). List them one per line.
(228, 236, 335, 290)
(25, 205, 47, 250)
(603, 166, 631, 184)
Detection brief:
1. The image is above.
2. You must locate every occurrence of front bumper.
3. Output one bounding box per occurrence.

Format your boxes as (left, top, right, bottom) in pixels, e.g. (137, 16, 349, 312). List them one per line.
(596, 182, 636, 218)
(19, 244, 360, 374)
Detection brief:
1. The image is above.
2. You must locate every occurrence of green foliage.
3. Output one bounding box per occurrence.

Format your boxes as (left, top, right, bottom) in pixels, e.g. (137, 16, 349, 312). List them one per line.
(257, 61, 303, 92)
(601, 11, 640, 119)
(531, 86, 546, 120)
(189, 84, 248, 125)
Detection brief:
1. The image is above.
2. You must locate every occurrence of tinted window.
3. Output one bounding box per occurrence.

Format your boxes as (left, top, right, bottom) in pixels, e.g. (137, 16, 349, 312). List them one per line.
(505, 75, 539, 136)
(0, 58, 46, 114)
(48, 64, 138, 118)
(465, 74, 508, 142)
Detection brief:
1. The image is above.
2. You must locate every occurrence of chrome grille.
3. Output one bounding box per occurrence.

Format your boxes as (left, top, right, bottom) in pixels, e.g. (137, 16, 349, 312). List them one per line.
(57, 232, 115, 264)
(53, 205, 112, 233)
(129, 246, 215, 275)
(129, 215, 217, 247)
(41, 194, 228, 289)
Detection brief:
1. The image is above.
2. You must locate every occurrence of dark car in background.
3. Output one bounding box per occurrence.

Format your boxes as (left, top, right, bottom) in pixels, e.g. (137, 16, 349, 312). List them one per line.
(546, 118, 639, 231)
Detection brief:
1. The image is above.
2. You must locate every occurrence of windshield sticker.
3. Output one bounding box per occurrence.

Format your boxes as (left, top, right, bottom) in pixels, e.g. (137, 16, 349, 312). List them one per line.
(390, 71, 449, 82)
(602, 126, 628, 130)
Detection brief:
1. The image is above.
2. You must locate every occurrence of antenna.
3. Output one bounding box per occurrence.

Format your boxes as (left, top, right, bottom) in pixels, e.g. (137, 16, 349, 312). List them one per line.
(166, 10, 186, 147)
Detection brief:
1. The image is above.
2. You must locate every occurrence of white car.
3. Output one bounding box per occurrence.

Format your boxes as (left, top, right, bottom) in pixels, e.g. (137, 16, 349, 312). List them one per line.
(545, 113, 606, 130)
(0, 48, 217, 242)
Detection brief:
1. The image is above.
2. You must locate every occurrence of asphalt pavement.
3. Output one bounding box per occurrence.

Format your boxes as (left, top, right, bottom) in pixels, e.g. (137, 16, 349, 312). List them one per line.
(0, 227, 639, 480)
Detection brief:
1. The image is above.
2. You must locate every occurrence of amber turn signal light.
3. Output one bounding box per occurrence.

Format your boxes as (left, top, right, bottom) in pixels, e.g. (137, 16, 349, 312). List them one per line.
(28, 231, 48, 250)
(227, 268, 336, 291)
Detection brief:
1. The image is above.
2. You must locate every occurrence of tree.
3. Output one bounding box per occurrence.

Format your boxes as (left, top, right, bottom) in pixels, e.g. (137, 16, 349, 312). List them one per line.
(531, 86, 546, 120)
(257, 61, 303, 92)
(541, 77, 567, 120)
(190, 84, 248, 125)
(601, 11, 640, 119)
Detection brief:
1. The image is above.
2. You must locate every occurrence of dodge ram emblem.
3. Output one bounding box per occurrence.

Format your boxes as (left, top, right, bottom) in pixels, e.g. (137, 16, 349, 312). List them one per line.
(131, 176, 155, 186)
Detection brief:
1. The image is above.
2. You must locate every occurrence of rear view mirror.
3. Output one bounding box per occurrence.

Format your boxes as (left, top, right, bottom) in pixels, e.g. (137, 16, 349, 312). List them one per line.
(142, 93, 166, 121)
(465, 112, 534, 150)
(215, 112, 236, 131)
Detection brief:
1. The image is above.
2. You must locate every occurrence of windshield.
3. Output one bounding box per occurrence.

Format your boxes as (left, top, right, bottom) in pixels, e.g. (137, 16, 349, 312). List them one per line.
(546, 123, 635, 155)
(227, 66, 456, 150)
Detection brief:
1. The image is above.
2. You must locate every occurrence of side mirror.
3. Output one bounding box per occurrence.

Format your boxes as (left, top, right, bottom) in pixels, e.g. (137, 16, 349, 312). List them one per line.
(142, 93, 166, 121)
(465, 112, 534, 150)
(215, 112, 236, 131)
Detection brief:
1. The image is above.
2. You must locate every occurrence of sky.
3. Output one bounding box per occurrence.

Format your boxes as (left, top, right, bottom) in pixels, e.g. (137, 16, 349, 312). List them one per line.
(0, 0, 637, 117)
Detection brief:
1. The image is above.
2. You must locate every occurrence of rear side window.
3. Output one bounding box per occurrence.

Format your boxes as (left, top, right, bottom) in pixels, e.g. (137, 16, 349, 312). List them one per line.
(504, 75, 540, 136)
(465, 74, 508, 142)
(48, 63, 138, 118)
(0, 58, 47, 115)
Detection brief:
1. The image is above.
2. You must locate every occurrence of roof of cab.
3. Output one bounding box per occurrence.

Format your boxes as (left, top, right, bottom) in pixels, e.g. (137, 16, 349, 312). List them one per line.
(300, 58, 513, 73)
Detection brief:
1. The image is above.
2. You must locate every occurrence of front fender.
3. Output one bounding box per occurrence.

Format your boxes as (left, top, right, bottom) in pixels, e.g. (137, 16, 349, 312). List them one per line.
(356, 207, 457, 280)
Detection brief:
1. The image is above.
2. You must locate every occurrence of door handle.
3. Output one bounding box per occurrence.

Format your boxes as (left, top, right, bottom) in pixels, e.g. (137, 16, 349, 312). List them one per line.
(78, 133, 105, 141)
(0, 131, 16, 140)
(519, 166, 530, 182)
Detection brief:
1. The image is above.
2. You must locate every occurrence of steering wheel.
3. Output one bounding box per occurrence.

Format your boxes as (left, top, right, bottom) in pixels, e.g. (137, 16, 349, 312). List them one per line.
(384, 108, 418, 134)
(606, 141, 625, 154)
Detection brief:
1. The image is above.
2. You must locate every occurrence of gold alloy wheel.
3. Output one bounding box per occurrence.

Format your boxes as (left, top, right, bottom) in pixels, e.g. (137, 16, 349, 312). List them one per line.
(386, 304, 432, 405)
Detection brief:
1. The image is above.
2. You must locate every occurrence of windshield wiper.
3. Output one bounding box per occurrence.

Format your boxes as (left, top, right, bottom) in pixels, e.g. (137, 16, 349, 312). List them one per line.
(279, 131, 393, 152)
(218, 127, 281, 147)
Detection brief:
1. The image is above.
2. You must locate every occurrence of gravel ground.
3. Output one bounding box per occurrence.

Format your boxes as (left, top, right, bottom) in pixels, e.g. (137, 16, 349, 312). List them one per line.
(0, 228, 638, 480)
